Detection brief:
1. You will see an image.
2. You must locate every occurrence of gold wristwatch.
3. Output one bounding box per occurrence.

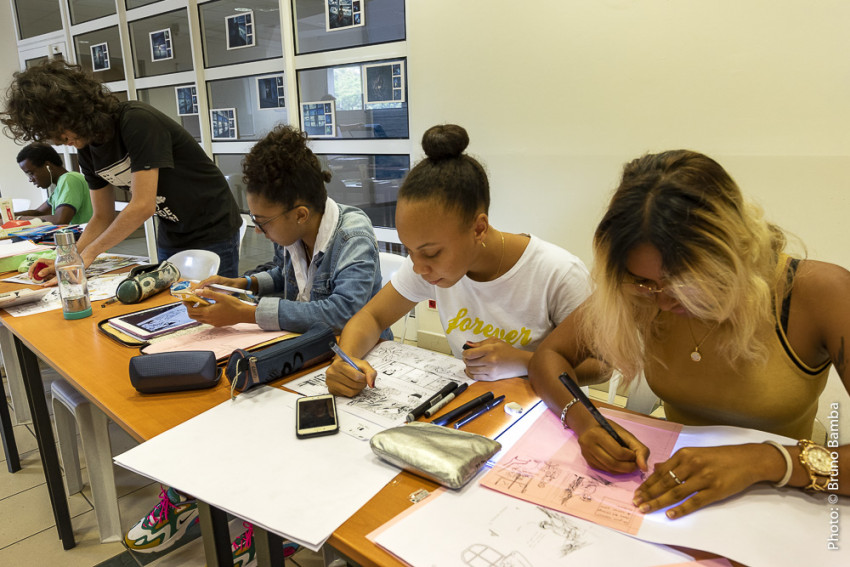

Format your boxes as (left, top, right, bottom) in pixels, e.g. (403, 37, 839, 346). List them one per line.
(797, 439, 832, 492)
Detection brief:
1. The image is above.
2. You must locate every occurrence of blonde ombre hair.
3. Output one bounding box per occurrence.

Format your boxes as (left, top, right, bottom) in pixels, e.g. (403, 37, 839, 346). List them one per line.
(581, 150, 787, 382)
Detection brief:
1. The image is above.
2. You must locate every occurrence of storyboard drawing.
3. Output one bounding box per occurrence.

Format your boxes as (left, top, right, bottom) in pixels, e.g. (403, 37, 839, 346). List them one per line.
(286, 341, 471, 431)
(481, 409, 681, 535)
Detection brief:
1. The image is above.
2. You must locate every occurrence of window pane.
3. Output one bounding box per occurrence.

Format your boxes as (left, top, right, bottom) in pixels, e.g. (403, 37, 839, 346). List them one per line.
(292, 0, 405, 55)
(207, 74, 288, 141)
(14, 0, 62, 39)
(298, 60, 408, 139)
(199, 0, 283, 68)
(136, 84, 201, 141)
(126, 0, 162, 9)
(68, 0, 116, 25)
(316, 154, 408, 229)
(74, 26, 126, 82)
(128, 9, 194, 78)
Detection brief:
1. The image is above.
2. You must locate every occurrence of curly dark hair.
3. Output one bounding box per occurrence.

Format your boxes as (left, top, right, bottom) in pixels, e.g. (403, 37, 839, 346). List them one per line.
(242, 125, 330, 213)
(1, 60, 120, 144)
(16, 142, 63, 167)
(400, 124, 489, 224)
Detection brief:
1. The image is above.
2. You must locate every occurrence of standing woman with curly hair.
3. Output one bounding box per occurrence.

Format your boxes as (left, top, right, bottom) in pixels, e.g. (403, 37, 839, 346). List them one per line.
(1, 61, 242, 277)
(184, 124, 389, 337)
(529, 150, 850, 519)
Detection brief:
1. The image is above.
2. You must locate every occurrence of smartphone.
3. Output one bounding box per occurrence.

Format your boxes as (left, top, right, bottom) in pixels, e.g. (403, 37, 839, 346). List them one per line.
(208, 283, 258, 304)
(295, 394, 340, 439)
(108, 302, 201, 340)
(170, 281, 212, 306)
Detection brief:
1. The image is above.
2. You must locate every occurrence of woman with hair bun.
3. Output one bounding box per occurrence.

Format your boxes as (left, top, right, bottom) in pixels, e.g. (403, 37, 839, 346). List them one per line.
(185, 124, 388, 336)
(529, 149, 850, 519)
(326, 124, 600, 397)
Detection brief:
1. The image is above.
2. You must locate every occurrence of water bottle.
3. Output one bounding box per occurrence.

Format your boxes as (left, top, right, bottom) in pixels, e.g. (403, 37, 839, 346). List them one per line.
(54, 230, 92, 320)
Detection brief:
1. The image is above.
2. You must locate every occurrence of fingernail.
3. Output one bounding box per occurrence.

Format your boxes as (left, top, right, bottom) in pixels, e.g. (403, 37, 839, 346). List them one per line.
(633, 496, 643, 506)
(666, 510, 676, 519)
(639, 504, 650, 513)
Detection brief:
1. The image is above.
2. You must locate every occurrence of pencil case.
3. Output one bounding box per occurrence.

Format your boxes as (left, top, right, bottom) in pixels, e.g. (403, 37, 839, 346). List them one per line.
(129, 351, 220, 394)
(370, 422, 501, 489)
(116, 261, 180, 304)
(224, 323, 335, 394)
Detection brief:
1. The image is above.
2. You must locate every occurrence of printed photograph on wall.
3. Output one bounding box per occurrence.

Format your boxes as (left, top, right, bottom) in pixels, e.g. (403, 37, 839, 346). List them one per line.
(150, 29, 173, 61)
(211, 108, 238, 140)
(301, 101, 336, 138)
(175, 86, 198, 116)
(256, 75, 285, 110)
(363, 61, 405, 104)
(325, 0, 364, 32)
(91, 42, 110, 72)
(226, 11, 255, 50)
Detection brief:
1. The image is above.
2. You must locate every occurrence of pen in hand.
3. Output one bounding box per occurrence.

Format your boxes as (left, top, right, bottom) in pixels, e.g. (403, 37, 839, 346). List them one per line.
(557, 372, 630, 449)
(329, 341, 360, 371)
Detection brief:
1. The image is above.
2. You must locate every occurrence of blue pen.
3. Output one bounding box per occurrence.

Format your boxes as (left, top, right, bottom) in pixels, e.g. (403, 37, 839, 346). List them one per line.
(329, 341, 360, 372)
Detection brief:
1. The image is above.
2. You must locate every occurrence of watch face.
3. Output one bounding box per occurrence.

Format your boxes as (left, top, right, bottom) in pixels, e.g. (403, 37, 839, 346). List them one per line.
(806, 445, 833, 475)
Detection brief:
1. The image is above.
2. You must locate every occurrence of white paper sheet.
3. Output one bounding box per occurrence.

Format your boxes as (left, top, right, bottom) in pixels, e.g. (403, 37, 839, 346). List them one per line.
(371, 474, 691, 567)
(3, 273, 126, 316)
(287, 341, 472, 437)
(113, 386, 401, 551)
(635, 425, 848, 567)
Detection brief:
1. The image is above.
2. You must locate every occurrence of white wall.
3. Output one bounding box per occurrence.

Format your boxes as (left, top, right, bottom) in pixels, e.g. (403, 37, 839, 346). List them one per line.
(407, 1, 850, 268)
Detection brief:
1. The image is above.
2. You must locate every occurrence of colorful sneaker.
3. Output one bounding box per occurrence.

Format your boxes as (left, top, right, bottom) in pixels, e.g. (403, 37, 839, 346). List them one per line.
(124, 486, 198, 553)
(232, 522, 256, 567)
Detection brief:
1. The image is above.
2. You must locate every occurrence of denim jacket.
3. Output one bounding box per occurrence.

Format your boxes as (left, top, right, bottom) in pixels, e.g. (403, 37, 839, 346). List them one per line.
(253, 203, 392, 339)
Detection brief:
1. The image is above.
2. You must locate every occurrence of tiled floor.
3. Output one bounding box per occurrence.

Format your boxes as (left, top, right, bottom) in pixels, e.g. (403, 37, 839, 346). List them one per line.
(0, 229, 326, 566)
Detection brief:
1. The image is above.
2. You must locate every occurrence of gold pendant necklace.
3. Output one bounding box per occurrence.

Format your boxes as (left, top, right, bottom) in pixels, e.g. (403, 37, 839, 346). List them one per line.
(686, 320, 719, 362)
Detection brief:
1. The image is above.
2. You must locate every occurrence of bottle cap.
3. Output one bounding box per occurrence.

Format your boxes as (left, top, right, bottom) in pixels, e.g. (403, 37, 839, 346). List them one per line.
(54, 230, 76, 247)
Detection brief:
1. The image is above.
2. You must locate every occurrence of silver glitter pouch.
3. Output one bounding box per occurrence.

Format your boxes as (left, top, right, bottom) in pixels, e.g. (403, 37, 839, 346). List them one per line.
(369, 422, 501, 489)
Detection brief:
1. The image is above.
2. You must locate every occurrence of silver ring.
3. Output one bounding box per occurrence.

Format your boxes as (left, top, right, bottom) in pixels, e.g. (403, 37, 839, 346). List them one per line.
(668, 469, 683, 485)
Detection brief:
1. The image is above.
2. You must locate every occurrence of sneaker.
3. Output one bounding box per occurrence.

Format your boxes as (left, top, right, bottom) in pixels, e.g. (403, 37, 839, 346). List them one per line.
(232, 522, 256, 567)
(124, 486, 198, 553)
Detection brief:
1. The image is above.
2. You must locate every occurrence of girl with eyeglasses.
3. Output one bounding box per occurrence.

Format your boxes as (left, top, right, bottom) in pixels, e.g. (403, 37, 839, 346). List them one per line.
(529, 150, 849, 519)
(184, 124, 389, 339)
(325, 124, 602, 397)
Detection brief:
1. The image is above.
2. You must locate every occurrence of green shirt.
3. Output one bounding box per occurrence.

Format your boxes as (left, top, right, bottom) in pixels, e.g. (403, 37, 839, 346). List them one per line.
(48, 171, 93, 224)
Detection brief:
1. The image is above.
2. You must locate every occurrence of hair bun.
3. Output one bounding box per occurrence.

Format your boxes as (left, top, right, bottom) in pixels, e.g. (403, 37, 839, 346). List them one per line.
(421, 124, 469, 161)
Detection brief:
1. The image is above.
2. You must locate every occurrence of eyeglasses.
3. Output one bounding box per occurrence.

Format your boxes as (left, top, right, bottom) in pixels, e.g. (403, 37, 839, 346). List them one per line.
(249, 206, 299, 235)
(622, 280, 689, 299)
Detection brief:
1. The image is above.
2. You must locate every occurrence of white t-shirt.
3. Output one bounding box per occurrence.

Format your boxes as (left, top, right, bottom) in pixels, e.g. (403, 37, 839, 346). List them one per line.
(392, 234, 591, 358)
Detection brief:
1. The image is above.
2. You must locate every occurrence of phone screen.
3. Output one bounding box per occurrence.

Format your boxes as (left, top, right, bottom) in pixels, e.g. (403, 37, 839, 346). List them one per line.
(296, 395, 339, 438)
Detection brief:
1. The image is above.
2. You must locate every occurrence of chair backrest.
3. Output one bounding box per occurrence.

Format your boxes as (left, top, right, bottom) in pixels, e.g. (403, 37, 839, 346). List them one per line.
(166, 249, 221, 281)
(379, 252, 405, 287)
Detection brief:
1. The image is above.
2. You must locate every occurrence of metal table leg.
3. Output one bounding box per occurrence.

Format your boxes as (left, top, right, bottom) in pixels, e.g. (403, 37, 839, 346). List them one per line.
(198, 502, 233, 567)
(254, 525, 285, 566)
(0, 371, 21, 472)
(14, 336, 75, 549)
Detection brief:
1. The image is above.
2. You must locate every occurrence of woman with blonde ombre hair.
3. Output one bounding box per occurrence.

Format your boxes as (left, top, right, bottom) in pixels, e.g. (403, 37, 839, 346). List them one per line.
(529, 149, 849, 519)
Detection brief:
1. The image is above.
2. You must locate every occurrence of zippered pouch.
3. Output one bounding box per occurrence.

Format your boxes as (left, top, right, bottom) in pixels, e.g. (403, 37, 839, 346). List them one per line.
(224, 323, 335, 396)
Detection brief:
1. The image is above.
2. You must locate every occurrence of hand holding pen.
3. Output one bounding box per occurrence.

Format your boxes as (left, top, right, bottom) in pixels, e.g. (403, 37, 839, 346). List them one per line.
(557, 372, 649, 474)
(326, 342, 378, 398)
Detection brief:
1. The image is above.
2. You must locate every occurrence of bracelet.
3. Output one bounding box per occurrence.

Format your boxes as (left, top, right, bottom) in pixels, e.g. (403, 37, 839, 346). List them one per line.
(560, 398, 580, 430)
(763, 440, 793, 488)
(244, 275, 253, 291)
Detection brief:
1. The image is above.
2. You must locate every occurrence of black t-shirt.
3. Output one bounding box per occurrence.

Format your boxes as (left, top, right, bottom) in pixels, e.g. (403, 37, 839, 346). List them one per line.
(77, 101, 241, 248)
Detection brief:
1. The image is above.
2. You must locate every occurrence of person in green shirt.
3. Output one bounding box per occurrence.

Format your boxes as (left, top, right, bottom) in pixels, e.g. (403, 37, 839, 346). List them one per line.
(15, 142, 93, 225)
